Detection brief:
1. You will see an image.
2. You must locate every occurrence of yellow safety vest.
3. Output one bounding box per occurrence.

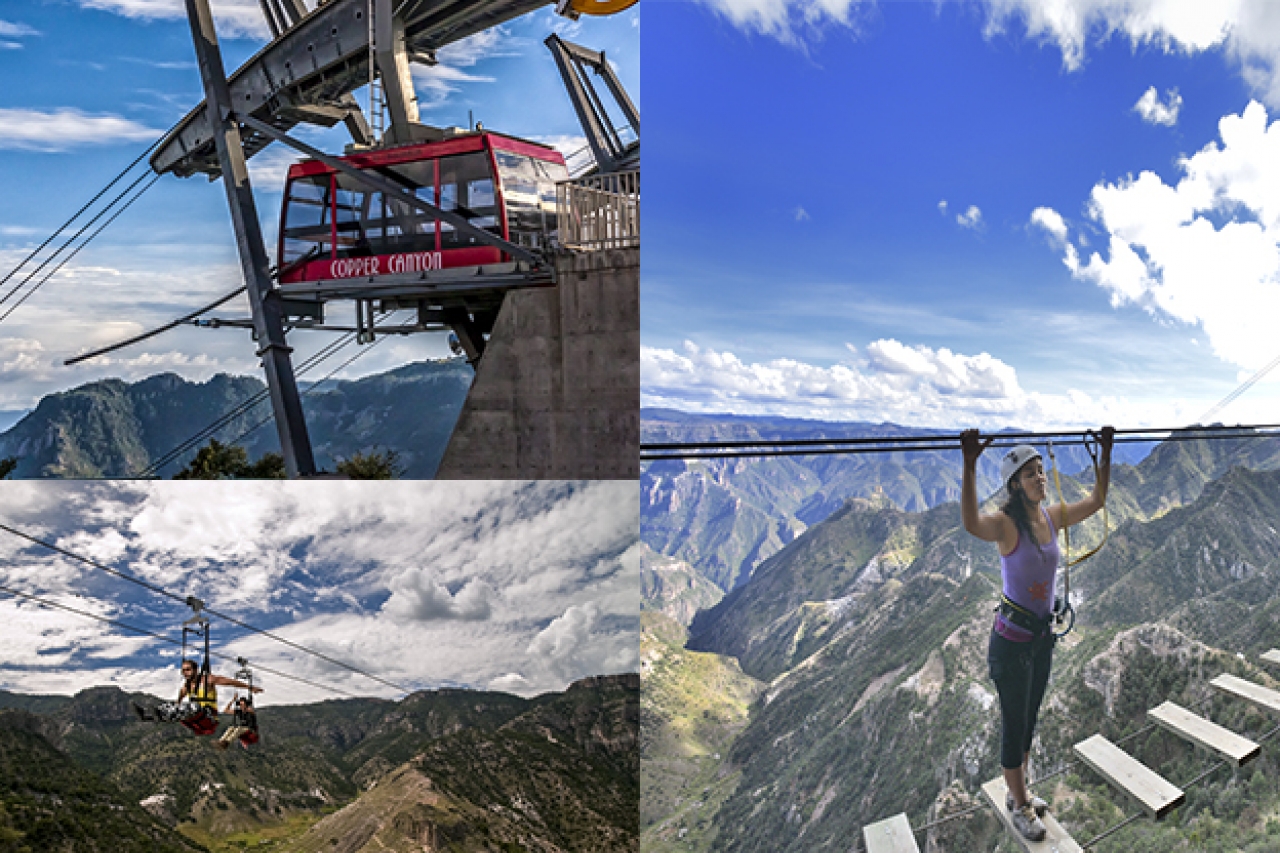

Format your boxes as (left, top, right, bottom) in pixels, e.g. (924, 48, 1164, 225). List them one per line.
(186, 677, 218, 711)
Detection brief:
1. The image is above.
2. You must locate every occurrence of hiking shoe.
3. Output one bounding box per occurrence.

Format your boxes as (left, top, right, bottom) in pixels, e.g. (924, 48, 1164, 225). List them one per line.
(1006, 791, 1048, 816)
(1010, 803, 1047, 842)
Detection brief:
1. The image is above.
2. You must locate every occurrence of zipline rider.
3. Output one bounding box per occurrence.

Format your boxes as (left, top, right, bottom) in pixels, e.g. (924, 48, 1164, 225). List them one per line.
(133, 659, 261, 733)
(960, 426, 1113, 843)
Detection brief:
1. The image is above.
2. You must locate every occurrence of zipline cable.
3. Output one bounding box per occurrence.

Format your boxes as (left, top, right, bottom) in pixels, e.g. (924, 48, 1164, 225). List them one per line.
(0, 521, 409, 694)
(1197, 349, 1280, 426)
(0, 582, 366, 699)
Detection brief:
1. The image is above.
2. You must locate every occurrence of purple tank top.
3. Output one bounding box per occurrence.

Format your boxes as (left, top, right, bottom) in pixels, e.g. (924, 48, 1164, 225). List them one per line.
(1000, 507, 1060, 620)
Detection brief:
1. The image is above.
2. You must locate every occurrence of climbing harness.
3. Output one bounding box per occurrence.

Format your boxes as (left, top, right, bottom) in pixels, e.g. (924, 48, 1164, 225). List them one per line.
(179, 596, 219, 735)
(1045, 432, 1110, 638)
(229, 657, 260, 746)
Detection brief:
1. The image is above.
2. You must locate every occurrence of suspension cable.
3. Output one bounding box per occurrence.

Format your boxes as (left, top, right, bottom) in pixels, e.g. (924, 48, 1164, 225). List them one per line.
(0, 174, 161, 326)
(0, 521, 409, 694)
(225, 325, 390, 449)
(0, 582, 366, 698)
(137, 332, 358, 477)
(0, 132, 168, 302)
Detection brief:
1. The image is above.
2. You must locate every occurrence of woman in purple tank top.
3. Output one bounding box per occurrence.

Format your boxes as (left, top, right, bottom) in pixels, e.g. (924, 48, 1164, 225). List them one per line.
(960, 427, 1112, 842)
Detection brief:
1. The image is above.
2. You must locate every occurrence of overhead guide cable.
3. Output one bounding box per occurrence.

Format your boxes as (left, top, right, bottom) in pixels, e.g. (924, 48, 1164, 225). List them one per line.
(0, 582, 364, 699)
(0, 521, 408, 694)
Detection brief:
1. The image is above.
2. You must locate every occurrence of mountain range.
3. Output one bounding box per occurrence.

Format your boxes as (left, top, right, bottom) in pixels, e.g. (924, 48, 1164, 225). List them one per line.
(0, 360, 473, 479)
(640, 411, 1280, 853)
(0, 673, 638, 853)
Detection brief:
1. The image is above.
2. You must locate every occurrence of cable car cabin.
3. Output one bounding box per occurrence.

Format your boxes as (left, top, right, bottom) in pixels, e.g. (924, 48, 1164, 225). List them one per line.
(278, 131, 568, 286)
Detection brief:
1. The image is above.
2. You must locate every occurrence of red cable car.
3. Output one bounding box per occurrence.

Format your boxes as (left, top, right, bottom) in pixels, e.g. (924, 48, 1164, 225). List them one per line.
(277, 130, 569, 285)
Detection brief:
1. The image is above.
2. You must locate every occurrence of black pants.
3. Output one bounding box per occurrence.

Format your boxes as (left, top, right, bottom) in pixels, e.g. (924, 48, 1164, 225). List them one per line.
(988, 629, 1055, 770)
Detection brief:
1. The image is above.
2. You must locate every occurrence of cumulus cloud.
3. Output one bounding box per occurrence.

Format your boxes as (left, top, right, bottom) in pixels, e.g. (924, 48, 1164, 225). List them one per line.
(794, 206, 811, 221)
(1030, 206, 1070, 246)
(1134, 85, 1182, 125)
(384, 575, 496, 622)
(1046, 100, 1280, 370)
(957, 205, 984, 229)
(641, 339, 1160, 429)
(696, 0, 868, 47)
(978, 0, 1280, 108)
(0, 109, 160, 151)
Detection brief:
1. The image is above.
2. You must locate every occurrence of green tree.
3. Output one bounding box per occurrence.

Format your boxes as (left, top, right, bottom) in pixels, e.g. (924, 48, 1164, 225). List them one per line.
(336, 449, 402, 480)
(172, 440, 285, 480)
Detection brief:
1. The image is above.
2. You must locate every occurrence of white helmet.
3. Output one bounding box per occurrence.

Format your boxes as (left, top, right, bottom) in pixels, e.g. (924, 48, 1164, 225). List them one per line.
(999, 445, 1041, 488)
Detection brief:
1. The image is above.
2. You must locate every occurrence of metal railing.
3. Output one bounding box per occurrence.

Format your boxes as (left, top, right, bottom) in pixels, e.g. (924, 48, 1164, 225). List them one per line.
(557, 169, 640, 250)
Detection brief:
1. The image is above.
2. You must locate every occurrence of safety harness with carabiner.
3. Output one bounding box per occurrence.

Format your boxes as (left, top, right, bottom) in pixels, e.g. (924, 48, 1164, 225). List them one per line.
(180, 596, 219, 736)
(1044, 431, 1110, 638)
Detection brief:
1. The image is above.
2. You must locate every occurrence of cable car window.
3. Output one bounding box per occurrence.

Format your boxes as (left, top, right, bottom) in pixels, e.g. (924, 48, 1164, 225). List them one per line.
(439, 152, 499, 250)
(495, 151, 568, 249)
(281, 175, 332, 264)
(334, 165, 438, 258)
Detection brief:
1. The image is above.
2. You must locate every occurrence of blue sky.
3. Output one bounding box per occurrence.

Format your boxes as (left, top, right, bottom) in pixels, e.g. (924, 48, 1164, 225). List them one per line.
(643, 0, 1280, 431)
(0, 1, 638, 415)
(0, 481, 639, 703)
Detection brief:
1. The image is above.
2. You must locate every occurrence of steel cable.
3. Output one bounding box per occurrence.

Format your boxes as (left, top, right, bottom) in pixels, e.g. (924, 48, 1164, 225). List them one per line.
(0, 521, 409, 694)
(0, 582, 365, 699)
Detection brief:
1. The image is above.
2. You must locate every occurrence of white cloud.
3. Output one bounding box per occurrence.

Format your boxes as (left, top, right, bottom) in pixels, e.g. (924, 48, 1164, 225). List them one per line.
(1030, 206, 1070, 245)
(1134, 85, 1182, 125)
(957, 204, 984, 229)
(531, 134, 589, 159)
(246, 145, 302, 191)
(411, 27, 515, 113)
(641, 339, 1188, 429)
(384, 575, 496, 622)
(1047, 100, 1280, 370)
(978, 0, 1280, 108)
(76, 0, 270, 39)
(0, 21, 40, 37)
(696, 0, 866, 47)
(0, 482, 639, 702)
(794, 206, 811, 222)
(938, 199, 949, 215)
(0, 109, 160, 151)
